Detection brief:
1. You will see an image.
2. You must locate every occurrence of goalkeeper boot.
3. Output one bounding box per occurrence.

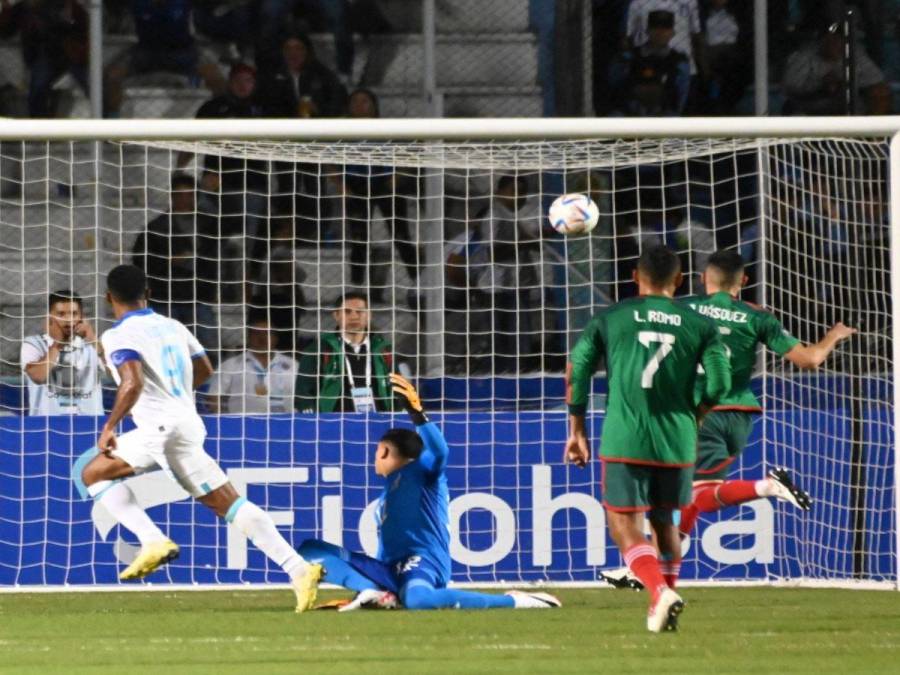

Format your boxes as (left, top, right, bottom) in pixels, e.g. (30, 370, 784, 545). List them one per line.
(505, 591, 562, 608)
(292, 563, 324, 613)
(119, 539, 179, 581)
(647, 588, 684, 633)
(337, 589, 399, 612)
(768, 467, 813, 510)
(600, 566, 644, 591)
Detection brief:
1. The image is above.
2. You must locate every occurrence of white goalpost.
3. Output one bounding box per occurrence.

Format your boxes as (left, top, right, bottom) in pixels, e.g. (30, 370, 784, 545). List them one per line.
(0, 117, 896, 590)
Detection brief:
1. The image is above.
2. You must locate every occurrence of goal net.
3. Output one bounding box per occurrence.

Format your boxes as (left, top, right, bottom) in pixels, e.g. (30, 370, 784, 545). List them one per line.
(0, 125, 894, 588)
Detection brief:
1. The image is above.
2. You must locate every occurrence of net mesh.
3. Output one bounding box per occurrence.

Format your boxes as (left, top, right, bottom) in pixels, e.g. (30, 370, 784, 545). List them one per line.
(0, 135, 893, 586)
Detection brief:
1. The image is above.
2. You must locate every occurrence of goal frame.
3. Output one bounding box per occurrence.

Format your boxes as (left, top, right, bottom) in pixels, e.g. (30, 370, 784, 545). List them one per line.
(0, 116, 896, 591)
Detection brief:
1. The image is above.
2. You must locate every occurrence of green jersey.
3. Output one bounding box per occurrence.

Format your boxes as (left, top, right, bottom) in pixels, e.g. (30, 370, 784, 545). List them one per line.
(567, 295, 731, 466)
(683, 292, 800, 412)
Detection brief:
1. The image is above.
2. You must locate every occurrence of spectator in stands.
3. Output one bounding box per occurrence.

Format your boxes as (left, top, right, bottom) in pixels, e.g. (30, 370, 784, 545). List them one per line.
(249, 241, 308, 355)
(104, 0, 226, 117)
(703, 0, 742, 114)
(626, 0, 704, 79)
(131, 173, 219, 351)
(257, 32, 347, 118)
(192, 0, 290, 69)
(194, 63, 268, 277)
(782, 16, 891, 115)
(474, 174, 544, 373)
(0, 0, 88, 117)
(206, 315, 297, 414)
(295, 291, 395, 413)
(295, 0, 394, 86)
(610, 10, 690, 117)
(444, 218, 492, 375)
(336, 88, 418, 304)
(21, 290, 103, 415)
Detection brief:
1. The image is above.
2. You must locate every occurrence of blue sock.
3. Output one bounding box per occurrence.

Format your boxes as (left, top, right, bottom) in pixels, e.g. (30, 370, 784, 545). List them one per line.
(401, 580, 515, 610)
(297, 540, 379, 593)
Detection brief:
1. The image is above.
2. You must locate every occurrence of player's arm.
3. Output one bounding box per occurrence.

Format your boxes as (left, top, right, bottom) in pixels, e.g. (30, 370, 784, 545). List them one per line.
(180, 324, 213, 388)
(192, 353, 214, 388)
(98, 357, 144, 454)
(565, 317, 604, 468)
(391, 373, 448, 474)
(782, 322, 856, 370)
(698, 325, 731, 422)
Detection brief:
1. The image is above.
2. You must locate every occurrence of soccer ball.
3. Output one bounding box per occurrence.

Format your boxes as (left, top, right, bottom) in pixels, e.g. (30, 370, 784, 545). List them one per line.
(547, 193, 599, 235)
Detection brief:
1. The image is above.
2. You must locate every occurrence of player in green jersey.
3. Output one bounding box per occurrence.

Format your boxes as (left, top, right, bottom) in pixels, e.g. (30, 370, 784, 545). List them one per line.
(677, 249, 856, 536)
(565, 246, 731, 633)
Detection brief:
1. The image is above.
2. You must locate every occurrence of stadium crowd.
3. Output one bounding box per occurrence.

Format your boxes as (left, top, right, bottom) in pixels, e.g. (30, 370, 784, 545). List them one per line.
(6, 0, 893, 413)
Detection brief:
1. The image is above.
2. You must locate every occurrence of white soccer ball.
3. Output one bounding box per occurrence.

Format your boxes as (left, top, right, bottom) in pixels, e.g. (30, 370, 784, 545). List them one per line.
(547, 193, 599, 235)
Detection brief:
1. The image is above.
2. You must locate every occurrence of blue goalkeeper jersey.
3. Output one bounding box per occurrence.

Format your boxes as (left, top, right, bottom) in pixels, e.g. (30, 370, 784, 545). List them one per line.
(376, 422, 451, 582)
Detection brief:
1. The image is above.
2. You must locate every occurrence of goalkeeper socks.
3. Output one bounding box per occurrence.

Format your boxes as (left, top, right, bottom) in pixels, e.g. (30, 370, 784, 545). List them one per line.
(623, 543, 667, 602)
(226, 498, 308, 577)
(87, 480, 168, 545)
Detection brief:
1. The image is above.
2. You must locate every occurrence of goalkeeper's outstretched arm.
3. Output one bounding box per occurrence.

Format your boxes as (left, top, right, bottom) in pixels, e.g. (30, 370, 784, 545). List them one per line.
(391, 373, 448, 475)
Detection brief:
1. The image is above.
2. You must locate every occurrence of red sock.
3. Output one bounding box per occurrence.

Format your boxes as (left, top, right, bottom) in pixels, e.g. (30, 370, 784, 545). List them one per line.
(679, 503, 700, 537)
(659, 557, 681, 589)
(692, 484, 722, 512)
(623, 543, 667, 602)
(716, 480, 760, 506)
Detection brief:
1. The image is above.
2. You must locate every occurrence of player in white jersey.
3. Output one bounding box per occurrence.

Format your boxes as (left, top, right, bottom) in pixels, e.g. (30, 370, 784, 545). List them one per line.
(75, 265, 322, 611)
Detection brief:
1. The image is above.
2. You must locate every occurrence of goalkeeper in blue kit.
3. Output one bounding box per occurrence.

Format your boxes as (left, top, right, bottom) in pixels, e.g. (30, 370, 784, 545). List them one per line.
(298, 373, 560, 611)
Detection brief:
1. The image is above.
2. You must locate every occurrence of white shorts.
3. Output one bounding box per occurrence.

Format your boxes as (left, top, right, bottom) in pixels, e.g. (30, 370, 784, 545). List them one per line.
(112, 416, 228, 498)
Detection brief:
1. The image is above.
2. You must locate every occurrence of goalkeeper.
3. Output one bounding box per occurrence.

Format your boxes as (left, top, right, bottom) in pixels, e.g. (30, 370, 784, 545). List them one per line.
(297, 373, 560, 611)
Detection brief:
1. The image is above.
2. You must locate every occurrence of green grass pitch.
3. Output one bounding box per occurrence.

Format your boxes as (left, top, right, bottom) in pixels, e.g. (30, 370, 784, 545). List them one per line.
(2, 587, 899, 674)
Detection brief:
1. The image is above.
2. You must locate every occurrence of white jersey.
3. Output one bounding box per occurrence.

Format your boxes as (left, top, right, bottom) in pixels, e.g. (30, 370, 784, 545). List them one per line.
(101, 308, 205, 430)
(208, 351, 297, 414)
(20, 334, 104, 416)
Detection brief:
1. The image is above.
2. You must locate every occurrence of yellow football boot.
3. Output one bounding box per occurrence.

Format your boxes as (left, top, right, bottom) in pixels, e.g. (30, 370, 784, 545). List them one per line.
(118, 539, 180, 581)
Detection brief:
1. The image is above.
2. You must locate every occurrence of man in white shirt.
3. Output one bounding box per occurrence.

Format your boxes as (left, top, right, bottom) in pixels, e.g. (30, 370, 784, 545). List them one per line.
(20, 290, 104, 416)
(74, 264, 322, 610)
(207, 317, 298, 414)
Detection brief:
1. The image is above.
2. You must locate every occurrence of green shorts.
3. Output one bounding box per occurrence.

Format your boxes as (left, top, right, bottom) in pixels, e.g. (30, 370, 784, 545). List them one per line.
(694, 410, 756, 481)
(601, 460, 693, 512)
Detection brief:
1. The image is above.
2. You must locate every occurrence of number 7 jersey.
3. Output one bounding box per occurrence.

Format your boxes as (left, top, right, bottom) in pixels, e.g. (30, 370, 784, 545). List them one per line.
(567, 295, 731, 466)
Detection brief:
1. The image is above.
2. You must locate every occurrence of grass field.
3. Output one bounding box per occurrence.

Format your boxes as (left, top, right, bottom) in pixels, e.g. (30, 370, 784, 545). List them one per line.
(2, 587, 899, 674)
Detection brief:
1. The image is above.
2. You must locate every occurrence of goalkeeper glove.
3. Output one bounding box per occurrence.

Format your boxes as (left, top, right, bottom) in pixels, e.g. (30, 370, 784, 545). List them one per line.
(390, 373, 427, 425)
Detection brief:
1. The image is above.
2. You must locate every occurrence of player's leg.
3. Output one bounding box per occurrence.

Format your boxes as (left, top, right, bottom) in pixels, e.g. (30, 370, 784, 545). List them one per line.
(679, 410, 742, 537)
(297, 539, 400, 611)
(395, 556, 558, 610)
(603, 461, 667, 600)
(649, 465, 692, 592)
(75, 436, 178, 580)
(164, 418, 321, 611)
(603, 460, 683, 632)
(197, 483, 320, 611)
(681, 412, 810, 536)
(297, 539, 389, 593)
(649, 510, 681, 590)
